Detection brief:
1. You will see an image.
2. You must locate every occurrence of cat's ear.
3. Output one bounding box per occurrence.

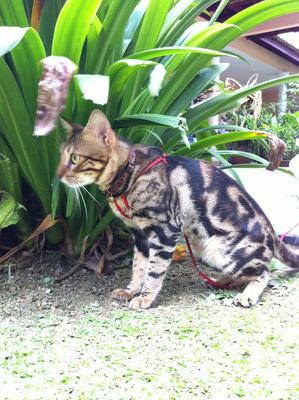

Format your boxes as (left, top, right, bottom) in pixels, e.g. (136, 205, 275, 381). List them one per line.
(85, 110, 114, 145)
(60, 117, 83, 137)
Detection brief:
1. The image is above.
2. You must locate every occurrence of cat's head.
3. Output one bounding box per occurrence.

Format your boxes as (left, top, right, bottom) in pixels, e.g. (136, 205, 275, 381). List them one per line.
(56, 110, 120, 188)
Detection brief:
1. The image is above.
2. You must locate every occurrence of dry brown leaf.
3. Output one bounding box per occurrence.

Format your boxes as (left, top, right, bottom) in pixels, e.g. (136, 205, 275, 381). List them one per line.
(172, 244, 187, 262)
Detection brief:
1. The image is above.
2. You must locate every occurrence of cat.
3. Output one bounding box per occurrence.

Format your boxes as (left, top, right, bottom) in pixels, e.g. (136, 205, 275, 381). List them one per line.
(56, 110, 299, 309)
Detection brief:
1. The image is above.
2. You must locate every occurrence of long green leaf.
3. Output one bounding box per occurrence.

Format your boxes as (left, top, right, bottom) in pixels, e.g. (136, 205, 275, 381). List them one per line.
(39, 0, 65, 54)
(152, 24, 238, 113)
(158, 0, 219, 47)
(0, 156, 31, 237)
(108, 59, 156, 98)
(10, 28, 46, 121)
(167, 63, 229, 116)
(114, 114, 185, 129)
(217, 150, 269, 165)
(128, 45, 235, 60)
(0, 58, 51, 212)
(126, 0, 173, 105)
(0, 0, 28, 27)
(208, 148, 244, 188)
(173, 131, 267, 156)
(0, 191, 23, 229)
(86, 15, 102, 72)
(123, 0, 149, 54)
(209, 0, 230, 25)
(226, 0, 299, 35)
(87, 0, 139, 73)
(52, 0, 102, 65)
(134, 0, 173, 53)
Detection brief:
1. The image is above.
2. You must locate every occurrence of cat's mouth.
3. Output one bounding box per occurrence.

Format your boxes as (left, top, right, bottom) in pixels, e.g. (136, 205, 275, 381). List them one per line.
(61, 176, 83, 188)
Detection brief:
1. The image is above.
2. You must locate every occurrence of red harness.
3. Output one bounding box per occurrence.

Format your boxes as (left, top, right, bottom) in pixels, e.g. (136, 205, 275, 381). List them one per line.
(113, 153, 232, 289)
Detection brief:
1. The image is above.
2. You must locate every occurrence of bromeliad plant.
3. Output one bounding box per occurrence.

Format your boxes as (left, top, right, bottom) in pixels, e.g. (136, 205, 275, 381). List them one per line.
(0, 0, 299, 257)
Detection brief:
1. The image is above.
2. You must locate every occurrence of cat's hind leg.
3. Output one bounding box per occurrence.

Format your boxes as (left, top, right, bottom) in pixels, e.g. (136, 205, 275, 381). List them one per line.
(233, 264, 269, 307)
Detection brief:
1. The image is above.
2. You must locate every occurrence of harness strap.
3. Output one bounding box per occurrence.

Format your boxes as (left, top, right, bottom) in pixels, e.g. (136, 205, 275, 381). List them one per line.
(113, 153, 168, 220)
(114, 194, 131, 219)
(138, 153, 168, 177)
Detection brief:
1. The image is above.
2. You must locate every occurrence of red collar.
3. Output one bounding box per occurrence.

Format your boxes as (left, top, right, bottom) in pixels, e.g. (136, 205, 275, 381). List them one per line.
(104, 150, 136, 198)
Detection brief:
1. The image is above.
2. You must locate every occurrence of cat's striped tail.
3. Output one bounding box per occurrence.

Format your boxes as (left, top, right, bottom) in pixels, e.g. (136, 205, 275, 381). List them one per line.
(274, 237, 299, 269)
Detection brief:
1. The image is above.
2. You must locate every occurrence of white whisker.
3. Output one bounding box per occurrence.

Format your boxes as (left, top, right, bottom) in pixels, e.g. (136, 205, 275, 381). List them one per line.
(77, 186, 88, 221)
(73, 186, 81, 213)
(81, 185, 103, 207)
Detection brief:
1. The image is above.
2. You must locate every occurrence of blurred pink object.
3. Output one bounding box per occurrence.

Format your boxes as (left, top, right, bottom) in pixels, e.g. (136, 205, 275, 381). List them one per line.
(33, 56, 77, 136)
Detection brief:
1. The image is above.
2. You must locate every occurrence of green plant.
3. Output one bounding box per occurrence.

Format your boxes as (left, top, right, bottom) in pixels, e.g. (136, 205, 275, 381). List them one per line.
(226, 103, 299, 159)
(0, 0, 299, 256)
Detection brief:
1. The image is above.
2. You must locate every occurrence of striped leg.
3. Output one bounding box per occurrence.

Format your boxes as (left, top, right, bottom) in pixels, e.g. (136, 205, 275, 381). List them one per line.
(112, 230, 148, 302)
(129, 224, 179, 310)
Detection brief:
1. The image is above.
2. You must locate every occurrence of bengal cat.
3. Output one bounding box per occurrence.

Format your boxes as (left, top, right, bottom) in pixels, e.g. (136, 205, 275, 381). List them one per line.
(56, 110, 299, 309)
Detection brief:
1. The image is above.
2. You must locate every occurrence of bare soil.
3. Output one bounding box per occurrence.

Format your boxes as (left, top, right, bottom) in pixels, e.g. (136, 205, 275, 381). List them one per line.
(0, 252, 298, 400)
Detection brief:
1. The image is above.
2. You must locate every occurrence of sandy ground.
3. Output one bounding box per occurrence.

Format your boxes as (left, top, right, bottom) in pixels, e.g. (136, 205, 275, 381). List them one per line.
(0, 252, 298, 400)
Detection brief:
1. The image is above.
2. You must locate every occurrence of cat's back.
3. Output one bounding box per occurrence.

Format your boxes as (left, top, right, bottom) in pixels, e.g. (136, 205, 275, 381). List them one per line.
(167, 155, 273, 236)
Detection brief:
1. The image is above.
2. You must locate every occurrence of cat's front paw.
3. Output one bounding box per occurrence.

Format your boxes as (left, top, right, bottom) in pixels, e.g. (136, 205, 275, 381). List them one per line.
(112, 288, 133, 302)
(129, 295, 154, 310)
(233, 292, 259, 308)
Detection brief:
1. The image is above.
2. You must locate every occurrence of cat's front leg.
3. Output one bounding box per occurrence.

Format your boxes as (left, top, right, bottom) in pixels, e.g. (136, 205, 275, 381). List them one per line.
(129, 225, 179, 310)
(112, 229, 149, 302)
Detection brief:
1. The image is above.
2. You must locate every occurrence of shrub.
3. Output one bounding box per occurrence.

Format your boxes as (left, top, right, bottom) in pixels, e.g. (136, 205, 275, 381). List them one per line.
(0, 0, 299, 256)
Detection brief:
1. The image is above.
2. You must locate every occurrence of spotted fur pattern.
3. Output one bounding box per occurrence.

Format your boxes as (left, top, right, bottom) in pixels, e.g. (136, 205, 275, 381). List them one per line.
(57, 110, 299, 309)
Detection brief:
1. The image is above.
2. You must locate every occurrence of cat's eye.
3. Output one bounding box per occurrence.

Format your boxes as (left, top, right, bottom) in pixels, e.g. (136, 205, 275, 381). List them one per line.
(70, 153, 80, 164)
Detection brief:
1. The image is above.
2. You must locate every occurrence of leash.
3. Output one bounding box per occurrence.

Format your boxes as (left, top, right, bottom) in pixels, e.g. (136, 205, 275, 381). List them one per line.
(279, 221, 299, 242)
(184, 235, 232, 289)
(112, 152, 231, 290)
